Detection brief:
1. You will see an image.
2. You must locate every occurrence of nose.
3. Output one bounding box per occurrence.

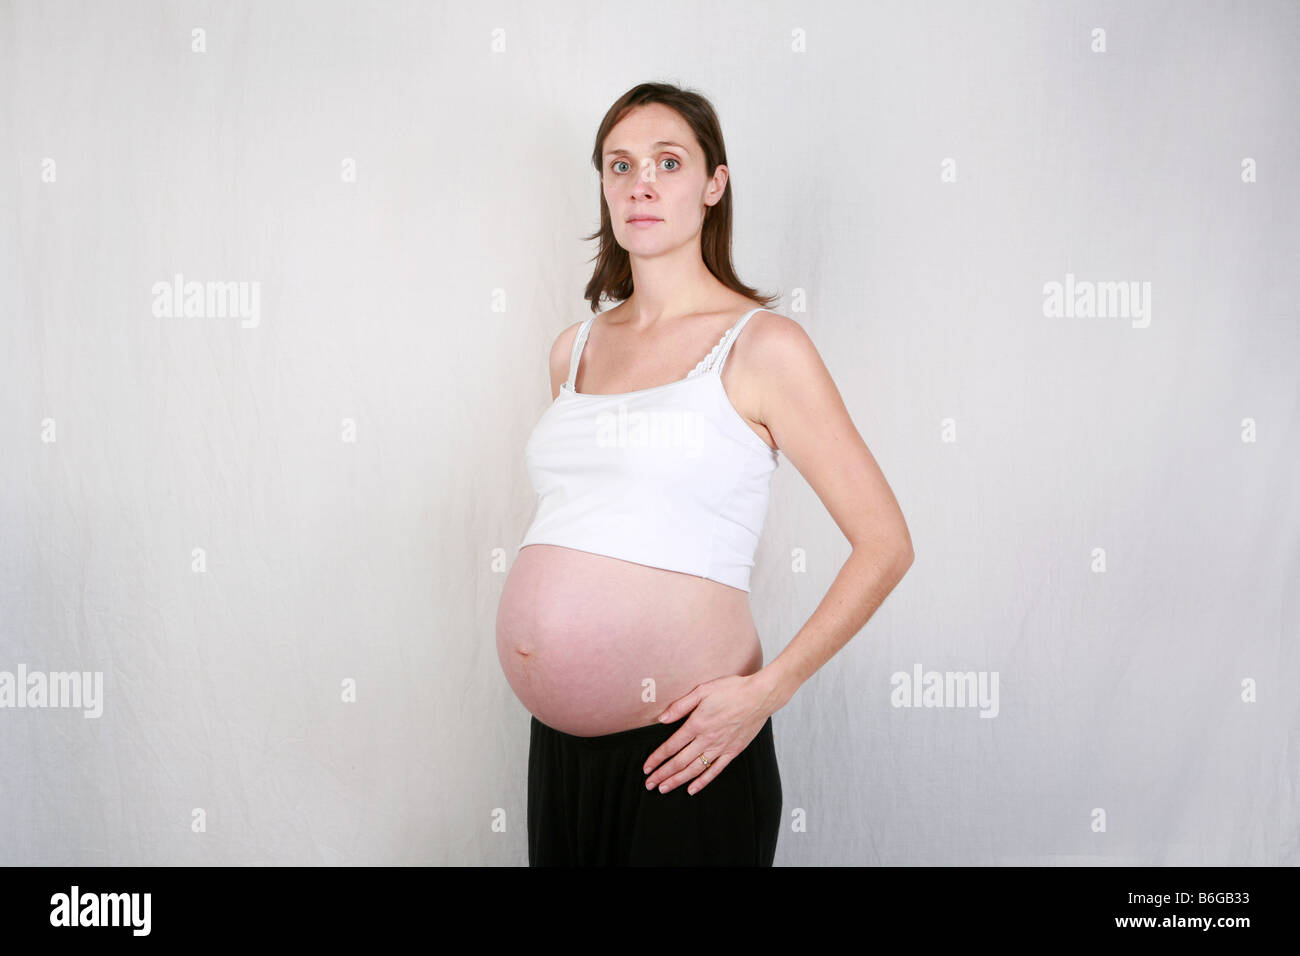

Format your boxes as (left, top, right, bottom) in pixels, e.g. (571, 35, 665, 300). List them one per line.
(630, 164, 657, 198)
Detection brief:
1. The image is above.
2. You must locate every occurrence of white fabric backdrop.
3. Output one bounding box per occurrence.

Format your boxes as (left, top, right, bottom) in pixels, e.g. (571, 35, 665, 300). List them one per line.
(1, 0, 1295, 865)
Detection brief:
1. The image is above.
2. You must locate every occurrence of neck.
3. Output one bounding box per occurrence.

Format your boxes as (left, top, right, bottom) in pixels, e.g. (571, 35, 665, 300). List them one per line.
(623, 246, 723, 328)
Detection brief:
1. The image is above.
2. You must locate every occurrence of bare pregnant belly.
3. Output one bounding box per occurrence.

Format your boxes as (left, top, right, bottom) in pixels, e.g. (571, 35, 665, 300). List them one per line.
(496, 544, 764, 737)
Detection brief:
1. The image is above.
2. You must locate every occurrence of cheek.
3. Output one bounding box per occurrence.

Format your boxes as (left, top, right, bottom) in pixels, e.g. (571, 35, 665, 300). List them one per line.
(670, 192, 704, 219)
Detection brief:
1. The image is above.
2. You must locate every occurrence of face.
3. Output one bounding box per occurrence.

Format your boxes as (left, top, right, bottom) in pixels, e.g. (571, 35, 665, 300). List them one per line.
(600, 103, 726, 255)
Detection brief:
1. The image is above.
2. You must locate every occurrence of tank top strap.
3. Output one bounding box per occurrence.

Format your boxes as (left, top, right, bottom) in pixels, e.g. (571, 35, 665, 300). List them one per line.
(565, 316, 596, 391)
(711, 307, 766, 375)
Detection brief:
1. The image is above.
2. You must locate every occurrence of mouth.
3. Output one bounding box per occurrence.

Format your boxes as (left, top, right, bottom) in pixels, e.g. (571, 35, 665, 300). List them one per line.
(627, 217, 662, 225)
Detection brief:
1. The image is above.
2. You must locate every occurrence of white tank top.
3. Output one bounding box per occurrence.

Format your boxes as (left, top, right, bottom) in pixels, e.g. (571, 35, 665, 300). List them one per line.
(518, 307, 779, 592)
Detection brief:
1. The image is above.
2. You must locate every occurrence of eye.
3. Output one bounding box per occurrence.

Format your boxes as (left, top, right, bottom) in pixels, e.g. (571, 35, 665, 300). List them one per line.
(609, 156, 681, 174)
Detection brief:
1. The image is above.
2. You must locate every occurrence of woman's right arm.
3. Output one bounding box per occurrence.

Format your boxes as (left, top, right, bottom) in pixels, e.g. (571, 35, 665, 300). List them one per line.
(545, 320, 583, 400)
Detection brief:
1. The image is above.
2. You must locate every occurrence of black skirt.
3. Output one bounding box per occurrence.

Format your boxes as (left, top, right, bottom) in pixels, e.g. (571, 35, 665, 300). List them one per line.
(527, 711, 782, 866)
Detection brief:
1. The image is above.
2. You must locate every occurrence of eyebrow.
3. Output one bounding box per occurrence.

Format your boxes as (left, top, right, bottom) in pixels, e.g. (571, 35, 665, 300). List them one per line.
(603, 140, 689, 158)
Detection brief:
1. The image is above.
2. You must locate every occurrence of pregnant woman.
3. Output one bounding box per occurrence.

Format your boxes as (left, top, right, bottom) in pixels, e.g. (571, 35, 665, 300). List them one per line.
(496, 82, 915, 866)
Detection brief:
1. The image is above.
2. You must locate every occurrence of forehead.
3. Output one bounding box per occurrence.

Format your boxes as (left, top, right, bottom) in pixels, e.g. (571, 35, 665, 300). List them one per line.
(604, 104, 693, 153)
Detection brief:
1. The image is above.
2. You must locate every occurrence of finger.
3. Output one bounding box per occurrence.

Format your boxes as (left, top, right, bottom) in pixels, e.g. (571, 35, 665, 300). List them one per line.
(655, 685, 704, 725)
(642, 724, 700, 782)
(652, 737, 718, 793)
(685, 751, 735, 795)
(645, 731, 711, 790)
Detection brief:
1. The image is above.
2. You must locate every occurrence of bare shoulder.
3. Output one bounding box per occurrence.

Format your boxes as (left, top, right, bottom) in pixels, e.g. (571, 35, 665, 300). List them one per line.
(546, 319, 582, 376)
(734, 308, 825, 383)
(729, 308, 844, 430)
(544, 316, 592, 398)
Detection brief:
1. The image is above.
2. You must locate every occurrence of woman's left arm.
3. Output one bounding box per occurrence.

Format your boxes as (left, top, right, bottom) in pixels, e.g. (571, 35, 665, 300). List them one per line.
(746, 312, 915, 712)
(645, 312, 914, 794)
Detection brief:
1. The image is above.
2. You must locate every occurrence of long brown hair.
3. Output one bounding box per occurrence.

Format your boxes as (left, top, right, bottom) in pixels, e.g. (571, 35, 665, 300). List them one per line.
(581, 82, 779, 313)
